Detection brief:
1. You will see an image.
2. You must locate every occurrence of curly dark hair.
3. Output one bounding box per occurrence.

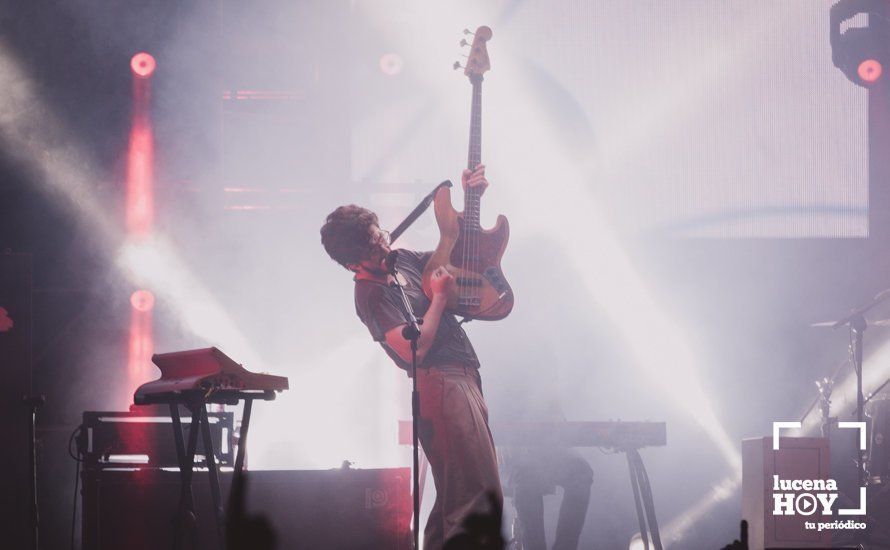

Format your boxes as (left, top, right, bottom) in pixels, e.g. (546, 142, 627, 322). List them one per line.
(320, 204, 379, 269)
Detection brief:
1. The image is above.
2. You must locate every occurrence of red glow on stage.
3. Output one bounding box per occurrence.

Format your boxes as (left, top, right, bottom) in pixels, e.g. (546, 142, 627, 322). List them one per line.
(130, 289, 155, 312)
(126, 58, 157, 394)
(127, 300, 154, 385)
(858, 59, 883, 84)
(130, 52, 156, 78)
(126, 121, 154, 235)
(126, 68, 154, 236)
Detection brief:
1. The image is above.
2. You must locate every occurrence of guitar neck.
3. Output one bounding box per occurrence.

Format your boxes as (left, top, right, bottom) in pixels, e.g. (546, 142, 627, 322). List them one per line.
(465, 77, 483, 231)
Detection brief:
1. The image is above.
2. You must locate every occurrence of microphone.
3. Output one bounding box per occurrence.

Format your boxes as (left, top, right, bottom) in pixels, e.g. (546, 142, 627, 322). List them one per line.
(384, 250, 400, 275)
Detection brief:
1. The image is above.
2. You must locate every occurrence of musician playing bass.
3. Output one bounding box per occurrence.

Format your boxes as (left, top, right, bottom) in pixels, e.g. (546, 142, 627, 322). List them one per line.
(320, 164, 502, 550)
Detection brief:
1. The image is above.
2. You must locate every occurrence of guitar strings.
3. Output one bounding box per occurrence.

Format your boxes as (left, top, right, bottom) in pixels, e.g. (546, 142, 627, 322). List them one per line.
(473, 80, 481, 309)
(463, 82, 479, 308)
(472, 83, 482, 307)
(464, 84, 474, 310)
(461, 124, 470, 308)
(461, 77, 483, 312)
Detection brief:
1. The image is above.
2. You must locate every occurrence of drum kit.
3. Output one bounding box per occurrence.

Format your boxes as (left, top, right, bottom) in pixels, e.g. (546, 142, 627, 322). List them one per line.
(809, 289, 890, 494)
(803, 288, 890, 548)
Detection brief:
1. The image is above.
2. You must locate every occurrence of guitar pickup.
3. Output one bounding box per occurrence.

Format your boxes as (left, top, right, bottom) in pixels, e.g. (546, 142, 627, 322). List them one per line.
(455, 277, 484, 287)
(483, 267, 510, 294)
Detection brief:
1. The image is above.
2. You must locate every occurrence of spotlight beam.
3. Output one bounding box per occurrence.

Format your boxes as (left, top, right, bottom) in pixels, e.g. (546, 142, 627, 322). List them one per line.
(0, 41, 265, 379)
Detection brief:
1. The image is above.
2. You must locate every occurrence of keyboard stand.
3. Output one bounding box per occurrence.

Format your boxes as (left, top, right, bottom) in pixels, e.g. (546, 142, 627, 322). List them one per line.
(142, 389, 277, 550)
(625, 448, 663, 550)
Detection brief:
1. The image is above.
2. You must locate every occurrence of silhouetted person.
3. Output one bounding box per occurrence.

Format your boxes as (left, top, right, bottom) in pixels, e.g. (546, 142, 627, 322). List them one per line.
(226, 470, 276, 550)
(721, 520, 748, 550)
(499, 383, 593, 549)
(505, 446, 593, 549)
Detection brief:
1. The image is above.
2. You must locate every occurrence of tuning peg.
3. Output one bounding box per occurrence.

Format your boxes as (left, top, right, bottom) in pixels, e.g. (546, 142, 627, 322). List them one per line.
(460, 38, 470, 47)
(463, 28, 474, 35)
(453, 61, 463, 70)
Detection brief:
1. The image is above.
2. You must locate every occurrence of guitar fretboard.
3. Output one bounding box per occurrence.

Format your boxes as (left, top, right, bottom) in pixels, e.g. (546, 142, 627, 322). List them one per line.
(465, 77, 483, 232)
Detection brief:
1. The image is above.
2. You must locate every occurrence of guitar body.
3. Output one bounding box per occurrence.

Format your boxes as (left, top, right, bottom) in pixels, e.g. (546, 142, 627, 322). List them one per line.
(422, 185, 513, 320)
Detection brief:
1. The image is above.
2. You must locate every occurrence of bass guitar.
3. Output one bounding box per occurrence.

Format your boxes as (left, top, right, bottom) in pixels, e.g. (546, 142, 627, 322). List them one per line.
(421, 26, 513, 321)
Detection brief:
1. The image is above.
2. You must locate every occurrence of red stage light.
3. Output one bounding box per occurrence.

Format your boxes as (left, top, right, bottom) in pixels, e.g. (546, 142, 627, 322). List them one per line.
(131, 52, 156, 78)
(127, 305, 154, 386)
(130, 289, 155, 312)
(125, 53, 156, 395)
(128, 289, 154, 390)
(858, 59, 882, 84)
(126, 121, 154, 235)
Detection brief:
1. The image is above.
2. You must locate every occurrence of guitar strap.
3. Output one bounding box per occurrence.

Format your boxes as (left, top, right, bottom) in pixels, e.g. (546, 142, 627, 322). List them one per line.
(389, 180, 453, 244)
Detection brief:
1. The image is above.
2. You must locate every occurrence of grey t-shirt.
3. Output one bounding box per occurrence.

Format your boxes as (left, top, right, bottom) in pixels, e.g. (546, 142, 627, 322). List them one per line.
(354, 250, 480, 373)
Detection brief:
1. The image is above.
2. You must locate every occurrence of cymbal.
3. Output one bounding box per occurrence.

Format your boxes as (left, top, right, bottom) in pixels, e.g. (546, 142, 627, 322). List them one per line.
(811, 319, 890, 328)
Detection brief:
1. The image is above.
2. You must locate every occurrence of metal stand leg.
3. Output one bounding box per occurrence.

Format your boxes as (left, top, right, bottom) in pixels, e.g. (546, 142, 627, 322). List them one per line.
(165, 393, 269, 550)
(234, 399, 253, 474)
(27, 395, 45, 550)
(627, 449, 663, 550)
(170, 404, 187, 471)
(198, 404, 226, 550)
(627, 452, 650, 550)
(171, 403, 200, 550)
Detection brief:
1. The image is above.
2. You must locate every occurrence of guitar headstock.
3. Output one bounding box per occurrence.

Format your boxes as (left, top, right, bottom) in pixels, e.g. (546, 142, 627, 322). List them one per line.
(461, 26, 492, 82)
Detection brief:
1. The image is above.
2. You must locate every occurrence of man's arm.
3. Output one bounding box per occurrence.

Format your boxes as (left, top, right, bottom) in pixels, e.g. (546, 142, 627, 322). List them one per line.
(383, 266, 453, 365)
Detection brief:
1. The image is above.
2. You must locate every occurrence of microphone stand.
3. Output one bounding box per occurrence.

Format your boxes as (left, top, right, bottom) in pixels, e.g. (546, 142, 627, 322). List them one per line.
(862, 377, 890, 410)
(830, 288, 890, 487)
(389, 263, 423, 550)
(26, 394, 45, 550)
(798, 360, 849, 436)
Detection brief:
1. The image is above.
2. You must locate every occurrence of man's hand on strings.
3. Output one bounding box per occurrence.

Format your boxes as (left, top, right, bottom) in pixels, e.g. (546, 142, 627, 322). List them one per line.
(430, 266, 454, 296)
(462, 164, 489, 196)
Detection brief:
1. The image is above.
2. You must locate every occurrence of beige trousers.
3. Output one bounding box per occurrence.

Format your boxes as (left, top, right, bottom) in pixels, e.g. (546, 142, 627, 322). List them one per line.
(416, 365, 503, 550)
